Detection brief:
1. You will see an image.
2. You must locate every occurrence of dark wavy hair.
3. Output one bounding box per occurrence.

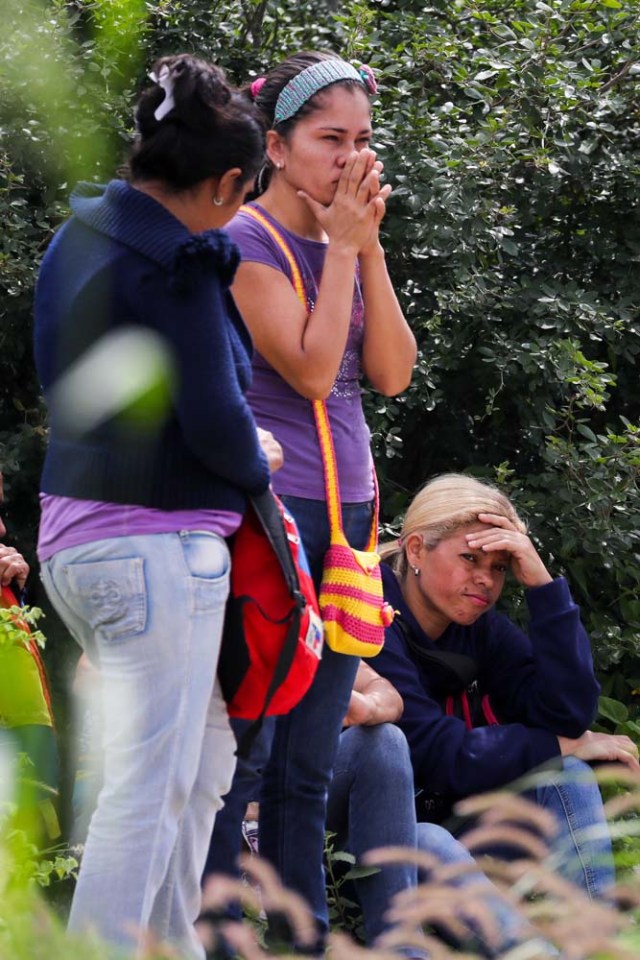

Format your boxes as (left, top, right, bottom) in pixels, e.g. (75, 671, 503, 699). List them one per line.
(130, 54, 265, 192)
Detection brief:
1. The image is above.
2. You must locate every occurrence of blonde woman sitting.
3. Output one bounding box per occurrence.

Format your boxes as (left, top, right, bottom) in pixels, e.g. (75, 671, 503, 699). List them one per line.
(368, 473, 639, 898)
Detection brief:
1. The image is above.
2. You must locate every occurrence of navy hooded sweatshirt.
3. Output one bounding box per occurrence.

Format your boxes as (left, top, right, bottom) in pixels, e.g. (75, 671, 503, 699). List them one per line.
(368, 564, 600, 822)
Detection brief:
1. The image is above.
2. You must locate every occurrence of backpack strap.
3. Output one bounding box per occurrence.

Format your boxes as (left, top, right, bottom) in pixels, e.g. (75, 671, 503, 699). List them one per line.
(239, 204, 378, 552)
(236, 605, 304, 759)
(250, 490, 306, 608)
(395, 613, 479, 691)
(395, 612, 499, 728)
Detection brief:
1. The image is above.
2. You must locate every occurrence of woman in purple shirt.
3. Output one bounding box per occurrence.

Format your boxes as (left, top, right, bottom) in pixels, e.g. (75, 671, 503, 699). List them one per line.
(207, 50, 416, 954)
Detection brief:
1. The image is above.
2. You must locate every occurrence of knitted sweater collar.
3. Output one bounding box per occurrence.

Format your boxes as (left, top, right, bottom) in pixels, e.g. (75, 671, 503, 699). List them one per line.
(70, 179, 240, 287)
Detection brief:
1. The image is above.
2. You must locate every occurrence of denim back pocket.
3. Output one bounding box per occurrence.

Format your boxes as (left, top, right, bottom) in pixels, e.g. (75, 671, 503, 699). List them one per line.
(178, 532, 230, 617)
(63, 556, 147, 644)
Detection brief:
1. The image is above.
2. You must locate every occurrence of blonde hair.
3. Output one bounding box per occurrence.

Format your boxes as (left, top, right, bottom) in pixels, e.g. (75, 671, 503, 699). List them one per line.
(380, 473, 527, 579)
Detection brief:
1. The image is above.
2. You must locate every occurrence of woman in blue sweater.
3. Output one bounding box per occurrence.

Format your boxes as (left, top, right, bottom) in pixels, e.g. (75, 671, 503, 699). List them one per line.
(371, 473, 639, 898)
(34, 55, 279, 959)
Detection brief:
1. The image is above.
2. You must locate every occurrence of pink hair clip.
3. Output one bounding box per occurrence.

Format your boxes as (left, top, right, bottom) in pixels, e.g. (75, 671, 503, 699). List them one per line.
(358, 64, 378, 95)
(250, 77, 267, 99)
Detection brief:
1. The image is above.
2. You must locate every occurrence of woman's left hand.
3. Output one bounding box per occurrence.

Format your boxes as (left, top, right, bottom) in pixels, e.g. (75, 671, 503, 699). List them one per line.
(559, 730, 640, 773)
(359, 160, 392, 258)
(466, 513, 553, 589)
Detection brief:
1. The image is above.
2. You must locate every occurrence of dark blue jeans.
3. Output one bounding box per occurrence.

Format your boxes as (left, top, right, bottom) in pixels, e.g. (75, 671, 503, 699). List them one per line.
(206, 496, 374, 949)
(326, 723, 420, 949)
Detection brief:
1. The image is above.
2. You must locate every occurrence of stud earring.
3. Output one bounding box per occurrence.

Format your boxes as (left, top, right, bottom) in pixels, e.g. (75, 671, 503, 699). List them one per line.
(275, 161, 283, 170)
(413, 566, 420, 576)
(212, 195, 224, 207)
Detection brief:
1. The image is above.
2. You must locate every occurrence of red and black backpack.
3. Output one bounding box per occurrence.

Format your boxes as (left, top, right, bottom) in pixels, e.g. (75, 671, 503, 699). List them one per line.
(218, 489, 323, 755)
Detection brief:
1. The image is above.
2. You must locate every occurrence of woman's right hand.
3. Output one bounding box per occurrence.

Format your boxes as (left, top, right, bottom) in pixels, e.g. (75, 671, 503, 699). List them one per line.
(558, 729, 640, 771)
(0, 543, 29, 589)
(257, 427, 283, 473)
(298, 149, 386, 255)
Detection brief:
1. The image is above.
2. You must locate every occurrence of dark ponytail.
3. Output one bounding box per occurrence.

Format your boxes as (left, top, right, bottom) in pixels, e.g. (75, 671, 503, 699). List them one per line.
(130, 54, 265, 191)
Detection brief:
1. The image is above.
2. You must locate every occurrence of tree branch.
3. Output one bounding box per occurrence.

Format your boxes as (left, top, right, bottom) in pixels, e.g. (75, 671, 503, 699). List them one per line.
(600, 58, 638, 94)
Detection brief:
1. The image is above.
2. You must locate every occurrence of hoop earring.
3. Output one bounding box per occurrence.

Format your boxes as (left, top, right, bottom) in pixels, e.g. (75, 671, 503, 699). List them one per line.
(256, 164, 270, 195)
(212, 195, 224, 207)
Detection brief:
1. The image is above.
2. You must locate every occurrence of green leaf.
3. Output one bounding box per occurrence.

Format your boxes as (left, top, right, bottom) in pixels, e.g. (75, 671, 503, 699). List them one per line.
(329, 851, 356, 865)
(343, 865, 381, 880)
(474, 70, 498, 82)
(618, 720, 640, 740)
(598, 697, 629, 724)
(577, 424, 598, 442)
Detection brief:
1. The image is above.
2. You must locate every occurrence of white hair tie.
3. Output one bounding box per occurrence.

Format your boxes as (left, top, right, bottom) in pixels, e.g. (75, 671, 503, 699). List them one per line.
(149, 66, 175, 121)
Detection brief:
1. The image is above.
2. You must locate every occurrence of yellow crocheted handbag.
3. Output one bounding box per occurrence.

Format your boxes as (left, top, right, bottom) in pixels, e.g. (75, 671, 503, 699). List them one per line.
(240, 205, 394, 657)
(312, 401, 394, 656)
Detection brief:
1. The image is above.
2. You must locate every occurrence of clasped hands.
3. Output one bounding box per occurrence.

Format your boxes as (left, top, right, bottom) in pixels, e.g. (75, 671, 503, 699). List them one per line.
(299, 148, 391, 257)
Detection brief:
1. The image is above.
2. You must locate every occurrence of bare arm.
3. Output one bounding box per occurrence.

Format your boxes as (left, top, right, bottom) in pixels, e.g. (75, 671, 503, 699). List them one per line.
(231, 247, 359, 400)
(466, 512, 553, 588)
(256, 427, 283, 473)
(356, 161, 416, 396)
(343, 660, 404, 727)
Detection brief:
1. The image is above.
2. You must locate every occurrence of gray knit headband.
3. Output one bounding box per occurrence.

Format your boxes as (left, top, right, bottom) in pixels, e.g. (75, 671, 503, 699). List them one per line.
(272, 60, 377, 124)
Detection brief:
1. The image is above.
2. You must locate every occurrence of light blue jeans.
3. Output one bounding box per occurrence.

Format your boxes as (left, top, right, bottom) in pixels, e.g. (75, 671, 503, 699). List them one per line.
(450, 757, 614, 900)
(41, 532, 236, 960)
(417, 822, 539, 957)
(531, 755, 615, 897)
(416, 757, 613, 955)
(423, 755, 614, 956)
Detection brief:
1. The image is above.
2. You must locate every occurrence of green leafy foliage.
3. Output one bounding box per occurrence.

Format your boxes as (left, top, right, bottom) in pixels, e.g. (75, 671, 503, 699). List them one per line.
(324, 830, 372, 941)
(0, 604, 46, 651)
(354, 0, 640, 686)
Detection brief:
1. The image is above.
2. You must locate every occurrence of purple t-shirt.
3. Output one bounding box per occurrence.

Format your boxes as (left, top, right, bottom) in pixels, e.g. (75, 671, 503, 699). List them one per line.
(227, 204, 374, 503)
(37, 494, 240, 563)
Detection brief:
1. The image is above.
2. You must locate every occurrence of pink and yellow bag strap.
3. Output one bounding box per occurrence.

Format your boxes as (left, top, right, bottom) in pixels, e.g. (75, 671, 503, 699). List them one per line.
(239, 204, 378, 553)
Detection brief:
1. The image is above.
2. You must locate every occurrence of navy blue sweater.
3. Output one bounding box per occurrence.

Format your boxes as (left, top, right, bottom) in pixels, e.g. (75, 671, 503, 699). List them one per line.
(369, 564, 600, 820)
(34, 180, 270, 511)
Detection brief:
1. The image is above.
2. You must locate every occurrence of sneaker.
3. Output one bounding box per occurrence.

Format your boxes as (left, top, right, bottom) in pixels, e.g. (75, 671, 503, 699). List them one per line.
(241, 819, 259, 856)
